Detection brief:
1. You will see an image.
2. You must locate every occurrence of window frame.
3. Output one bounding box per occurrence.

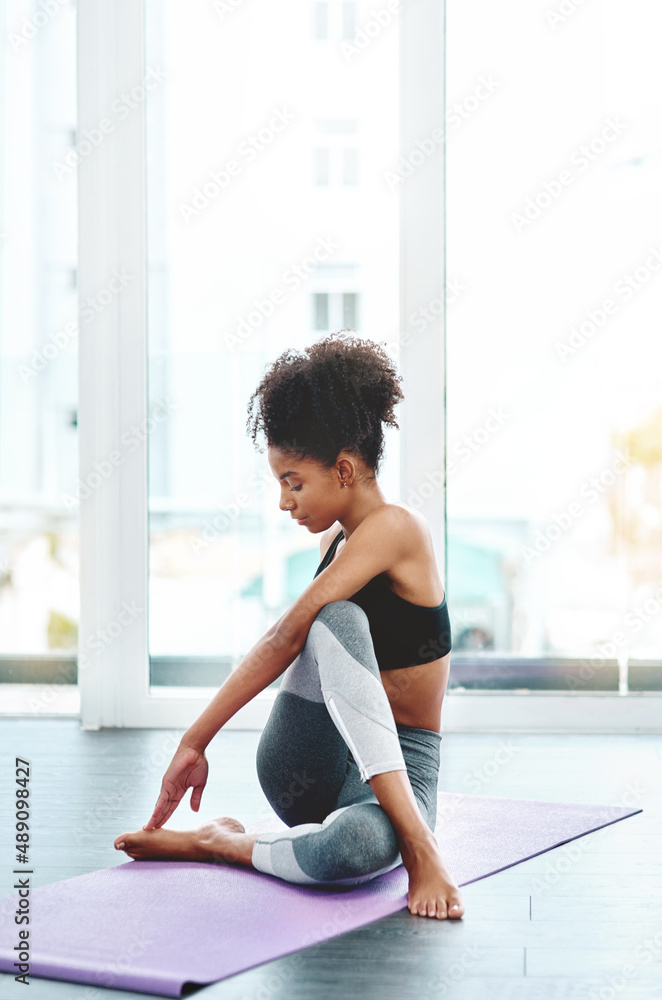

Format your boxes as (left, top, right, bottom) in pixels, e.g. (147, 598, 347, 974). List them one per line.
(74, 0, 661, 732)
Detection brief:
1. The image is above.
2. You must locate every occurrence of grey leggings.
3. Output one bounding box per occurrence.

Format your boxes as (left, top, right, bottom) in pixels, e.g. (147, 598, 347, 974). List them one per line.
(252, 600, 442, 886)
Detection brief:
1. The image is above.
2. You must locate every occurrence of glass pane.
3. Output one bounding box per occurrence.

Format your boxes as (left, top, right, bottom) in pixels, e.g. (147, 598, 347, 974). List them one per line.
(0, 1, 79, 669)
(313, 293, 329, 331)
(145, 0, 400, 685)
(314, 147, 330, 185)
(446, 1, 662, 684)
(342, 2, 357, 41)
(342, 292, 357, 328)
(342, 147, 359, 185)
(314, 1, 328, 42)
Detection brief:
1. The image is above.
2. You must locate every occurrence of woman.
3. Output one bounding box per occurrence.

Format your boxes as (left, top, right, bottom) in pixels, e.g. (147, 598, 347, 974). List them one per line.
(114, 332, 464, 920)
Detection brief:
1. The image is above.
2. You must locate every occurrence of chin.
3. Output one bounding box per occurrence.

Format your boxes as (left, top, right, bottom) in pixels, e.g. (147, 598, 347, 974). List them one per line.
(306, 519, 328, 533)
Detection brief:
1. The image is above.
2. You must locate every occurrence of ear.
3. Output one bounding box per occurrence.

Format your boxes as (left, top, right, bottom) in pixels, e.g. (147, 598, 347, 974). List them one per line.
(336, 454, 357, 486)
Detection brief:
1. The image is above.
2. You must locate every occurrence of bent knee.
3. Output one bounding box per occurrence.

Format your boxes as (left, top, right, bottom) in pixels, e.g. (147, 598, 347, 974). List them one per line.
(314, 600, 369, 632)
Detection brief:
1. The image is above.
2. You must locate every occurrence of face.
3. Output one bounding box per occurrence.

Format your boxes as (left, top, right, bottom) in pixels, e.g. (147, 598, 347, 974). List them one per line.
(267, 445, 345, 532)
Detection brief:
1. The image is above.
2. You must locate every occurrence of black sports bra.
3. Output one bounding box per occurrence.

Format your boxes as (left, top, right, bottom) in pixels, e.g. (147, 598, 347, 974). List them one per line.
(313, 529, 452, 671)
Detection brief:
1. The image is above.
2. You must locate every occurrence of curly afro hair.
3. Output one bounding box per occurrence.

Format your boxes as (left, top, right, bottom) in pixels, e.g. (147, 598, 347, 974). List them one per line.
(245, 330, 404, 474)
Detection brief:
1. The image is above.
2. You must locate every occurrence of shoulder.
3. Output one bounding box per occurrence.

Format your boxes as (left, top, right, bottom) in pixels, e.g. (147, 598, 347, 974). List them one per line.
(379, 501, 428, 531)
(352, 502, 430, 559)
(357, 504, 442, 603)
(367, 502, 428, 537)
(317, 504, 428, 562)
(278, 504, 431, 649)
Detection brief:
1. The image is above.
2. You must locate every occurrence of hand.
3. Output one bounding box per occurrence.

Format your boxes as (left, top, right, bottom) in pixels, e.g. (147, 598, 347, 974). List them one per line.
(142, 742, 209, 831)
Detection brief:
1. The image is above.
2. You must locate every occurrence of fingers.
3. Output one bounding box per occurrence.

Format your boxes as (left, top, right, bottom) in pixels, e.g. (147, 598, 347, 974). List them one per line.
(143, 790, 175, 830)
(143, 749, 203, 830)
(143, 799, 166, 831)
(190, 784, 204, 812)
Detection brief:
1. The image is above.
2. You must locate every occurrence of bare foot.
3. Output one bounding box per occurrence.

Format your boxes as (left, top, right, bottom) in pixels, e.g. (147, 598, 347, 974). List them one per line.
(113, 816, 256, 866)
(400, 832, 465, 919)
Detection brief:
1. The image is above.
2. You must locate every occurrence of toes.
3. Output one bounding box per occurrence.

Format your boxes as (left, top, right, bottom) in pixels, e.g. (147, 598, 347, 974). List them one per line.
(449, 902, 464, 918)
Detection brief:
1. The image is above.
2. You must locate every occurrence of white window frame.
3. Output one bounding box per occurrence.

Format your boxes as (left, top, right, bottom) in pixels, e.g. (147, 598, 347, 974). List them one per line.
(76, 0, 661, 732)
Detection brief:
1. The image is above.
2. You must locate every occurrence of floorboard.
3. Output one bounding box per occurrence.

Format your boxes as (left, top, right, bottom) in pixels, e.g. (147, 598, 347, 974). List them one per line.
(0, 719, 660, 1000)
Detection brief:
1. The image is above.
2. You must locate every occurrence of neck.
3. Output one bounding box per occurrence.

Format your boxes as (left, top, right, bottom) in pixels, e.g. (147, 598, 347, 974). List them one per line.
(338, 485, 388, 539)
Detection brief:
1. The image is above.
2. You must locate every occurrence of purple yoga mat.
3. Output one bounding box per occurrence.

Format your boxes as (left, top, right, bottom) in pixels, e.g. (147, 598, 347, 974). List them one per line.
(0, 792, 641, 996)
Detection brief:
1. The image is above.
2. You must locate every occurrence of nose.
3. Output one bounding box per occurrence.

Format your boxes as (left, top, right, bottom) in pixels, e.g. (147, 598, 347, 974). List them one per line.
(279, 492, 294, 512)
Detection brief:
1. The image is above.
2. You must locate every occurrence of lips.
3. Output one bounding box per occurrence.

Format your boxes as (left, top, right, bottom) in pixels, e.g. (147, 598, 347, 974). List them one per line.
(294, 516, 308, 524)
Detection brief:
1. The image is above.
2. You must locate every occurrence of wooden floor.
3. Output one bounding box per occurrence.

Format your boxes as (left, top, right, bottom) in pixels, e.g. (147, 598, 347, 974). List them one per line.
(0, 718, 660, 1000)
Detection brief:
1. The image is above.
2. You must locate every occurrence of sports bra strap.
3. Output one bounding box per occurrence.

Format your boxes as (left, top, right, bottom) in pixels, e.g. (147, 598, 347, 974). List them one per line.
(314, 529, 344, 578)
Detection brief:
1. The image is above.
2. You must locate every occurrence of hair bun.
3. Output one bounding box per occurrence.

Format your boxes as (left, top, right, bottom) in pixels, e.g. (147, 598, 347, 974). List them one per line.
(246, 330, 404, 473)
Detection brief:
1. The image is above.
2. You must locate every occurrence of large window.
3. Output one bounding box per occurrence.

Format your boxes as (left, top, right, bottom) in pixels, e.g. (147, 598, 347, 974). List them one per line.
(144, 0, 400, 688)
(0, 2, 79, 701)
(446, 0, 662, 692)
(4, 1, 659, 727)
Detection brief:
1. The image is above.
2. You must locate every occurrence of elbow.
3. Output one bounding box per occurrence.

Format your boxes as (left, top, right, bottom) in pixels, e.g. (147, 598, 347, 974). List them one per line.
(269, 617, 307, 660)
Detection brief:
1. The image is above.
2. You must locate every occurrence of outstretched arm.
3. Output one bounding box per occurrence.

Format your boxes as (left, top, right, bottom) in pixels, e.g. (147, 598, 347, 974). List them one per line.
(181, 504, 410, 753)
